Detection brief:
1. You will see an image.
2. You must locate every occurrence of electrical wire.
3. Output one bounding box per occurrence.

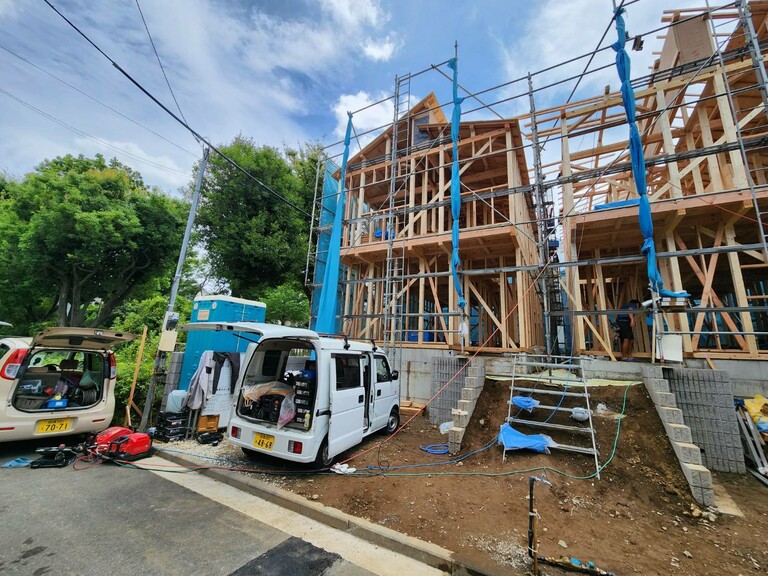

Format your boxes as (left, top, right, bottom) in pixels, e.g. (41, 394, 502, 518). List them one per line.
(134, 0, 190, 128)
(0, 43, 198, 158)
(0, 86, 193, 178)
(44, 0, 311, 218)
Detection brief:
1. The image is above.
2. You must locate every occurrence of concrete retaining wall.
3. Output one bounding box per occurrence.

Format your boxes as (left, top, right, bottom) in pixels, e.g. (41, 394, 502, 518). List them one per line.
(641, 364, 715, 506)
(664, 367, 745, 474)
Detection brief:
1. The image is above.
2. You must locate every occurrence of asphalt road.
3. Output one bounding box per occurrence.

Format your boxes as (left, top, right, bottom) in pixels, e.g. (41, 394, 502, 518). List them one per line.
(0, 439, 442, 576)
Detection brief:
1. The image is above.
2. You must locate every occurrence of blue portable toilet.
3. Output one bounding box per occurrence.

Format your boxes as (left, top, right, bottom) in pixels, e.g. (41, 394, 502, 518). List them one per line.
(178, 295, 266, 391)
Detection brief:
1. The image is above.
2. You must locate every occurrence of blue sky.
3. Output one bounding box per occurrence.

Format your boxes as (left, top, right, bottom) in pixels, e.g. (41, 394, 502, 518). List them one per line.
(0, 0, 697, 193)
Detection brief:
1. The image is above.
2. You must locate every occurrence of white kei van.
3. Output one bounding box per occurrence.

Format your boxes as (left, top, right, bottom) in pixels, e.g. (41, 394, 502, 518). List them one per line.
(180, 322, 400, 467)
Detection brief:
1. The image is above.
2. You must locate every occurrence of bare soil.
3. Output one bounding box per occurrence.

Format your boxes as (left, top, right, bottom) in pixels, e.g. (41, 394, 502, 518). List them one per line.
(165, 380, 768, 576)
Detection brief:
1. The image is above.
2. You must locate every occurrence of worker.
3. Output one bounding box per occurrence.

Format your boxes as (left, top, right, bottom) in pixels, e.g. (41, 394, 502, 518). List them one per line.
(617, 299, 640, 361)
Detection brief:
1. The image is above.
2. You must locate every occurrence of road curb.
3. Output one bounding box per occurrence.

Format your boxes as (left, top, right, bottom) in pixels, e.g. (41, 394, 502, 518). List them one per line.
(157, 450, 489, 576)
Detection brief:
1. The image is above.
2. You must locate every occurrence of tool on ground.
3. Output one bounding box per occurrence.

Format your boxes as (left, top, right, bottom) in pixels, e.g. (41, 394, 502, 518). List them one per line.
(31, 445, 78, 468)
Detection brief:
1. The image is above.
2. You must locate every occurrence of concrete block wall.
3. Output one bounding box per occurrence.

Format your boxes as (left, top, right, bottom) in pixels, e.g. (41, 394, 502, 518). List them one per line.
(425, 357, 486, 454)
(664, 367, 745, 474)
(427, 357, 468, 425)
(641, 364, 715, 507)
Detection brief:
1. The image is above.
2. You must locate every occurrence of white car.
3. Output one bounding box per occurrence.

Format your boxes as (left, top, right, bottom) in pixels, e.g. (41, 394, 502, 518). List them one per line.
(0, 327, 136, 443)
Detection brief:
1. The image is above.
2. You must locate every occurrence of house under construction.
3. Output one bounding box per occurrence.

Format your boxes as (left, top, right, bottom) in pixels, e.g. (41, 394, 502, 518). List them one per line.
(307, 1, 768, 365)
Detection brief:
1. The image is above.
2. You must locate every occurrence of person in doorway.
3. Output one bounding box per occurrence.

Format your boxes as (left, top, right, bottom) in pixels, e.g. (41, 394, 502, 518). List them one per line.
(617, 299, 640, 361)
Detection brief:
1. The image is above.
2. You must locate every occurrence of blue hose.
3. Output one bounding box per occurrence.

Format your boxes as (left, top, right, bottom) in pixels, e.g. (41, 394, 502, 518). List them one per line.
(419, 443, 450, 455)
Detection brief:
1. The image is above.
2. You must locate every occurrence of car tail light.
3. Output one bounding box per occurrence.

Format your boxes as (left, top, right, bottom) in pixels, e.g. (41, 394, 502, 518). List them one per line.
(1, 349, 28, 379)
(109, 353, 116, 379)
(231, 426, 241, 439)
(288, 440, 303, 454)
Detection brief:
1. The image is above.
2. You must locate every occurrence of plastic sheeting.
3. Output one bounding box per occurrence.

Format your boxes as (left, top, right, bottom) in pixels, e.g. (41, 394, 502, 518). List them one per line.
(511, 396, 540, 412)
(309, 160, 341, 329)
(447, 58, 467, 310)
(497, 423, 555, 454)
(315, 113, 353, 334)
(612, 9, 689, 300)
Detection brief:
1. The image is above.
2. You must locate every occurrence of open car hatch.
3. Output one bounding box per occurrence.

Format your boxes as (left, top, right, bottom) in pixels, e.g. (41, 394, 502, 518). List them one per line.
(30, 327, 137, 350)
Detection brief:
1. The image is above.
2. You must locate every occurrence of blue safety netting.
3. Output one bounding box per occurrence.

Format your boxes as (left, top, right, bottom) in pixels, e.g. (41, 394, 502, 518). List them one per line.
(497, 423, 555, 454)
(612, 9, 689, 300)
(309, 159, 341, 330)
(448, 58, 467, 310)
(315, 114, 353, 334)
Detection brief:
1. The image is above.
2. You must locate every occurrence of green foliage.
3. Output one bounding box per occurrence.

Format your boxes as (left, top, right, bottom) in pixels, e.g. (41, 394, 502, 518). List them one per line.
(262, 281, 310, 326)
(0, 154, 188, 332)
(196, 137, 313, 298)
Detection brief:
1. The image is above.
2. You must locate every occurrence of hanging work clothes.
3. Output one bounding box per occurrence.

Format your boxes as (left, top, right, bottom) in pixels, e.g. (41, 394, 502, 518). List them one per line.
(184, 350, 214, 410)
(211, 352, 241, 394)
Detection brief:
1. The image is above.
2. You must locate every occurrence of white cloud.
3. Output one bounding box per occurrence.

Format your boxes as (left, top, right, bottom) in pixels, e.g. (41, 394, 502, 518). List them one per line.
(321, 0, 385, 29)
(332, 90, 394, 150)
(496, 0, 703, 110)
(361, 35, 400, 62)
(0, 0, 18, 19)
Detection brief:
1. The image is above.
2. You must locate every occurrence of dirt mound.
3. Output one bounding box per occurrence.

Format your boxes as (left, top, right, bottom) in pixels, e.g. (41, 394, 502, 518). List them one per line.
(182, 379, 768, 575)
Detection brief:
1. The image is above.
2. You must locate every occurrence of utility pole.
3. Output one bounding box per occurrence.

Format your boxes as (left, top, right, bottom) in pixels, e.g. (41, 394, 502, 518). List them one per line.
(139, 146, 210, 430)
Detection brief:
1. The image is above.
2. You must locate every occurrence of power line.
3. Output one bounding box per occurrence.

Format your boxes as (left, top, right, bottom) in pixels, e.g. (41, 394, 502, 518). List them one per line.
(0, 86, 193, 178)
(43, 0, 311, 218)
(0, 43, 198, 158)
(134, 0, 190, 128)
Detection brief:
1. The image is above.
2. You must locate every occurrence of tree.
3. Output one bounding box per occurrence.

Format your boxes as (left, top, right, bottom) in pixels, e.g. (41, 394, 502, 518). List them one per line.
(262, 281, 310, 326)
(0, 154, 188, 329)
(195, 136, 309, 298)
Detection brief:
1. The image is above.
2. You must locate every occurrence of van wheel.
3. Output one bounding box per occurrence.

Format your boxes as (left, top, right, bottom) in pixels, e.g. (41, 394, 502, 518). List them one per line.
(314, 439, 334, 469)
(385, 407, 400, 435)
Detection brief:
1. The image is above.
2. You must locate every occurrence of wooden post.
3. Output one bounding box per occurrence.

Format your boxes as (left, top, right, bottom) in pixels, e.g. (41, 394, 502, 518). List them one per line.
(125, 325, 148, 427)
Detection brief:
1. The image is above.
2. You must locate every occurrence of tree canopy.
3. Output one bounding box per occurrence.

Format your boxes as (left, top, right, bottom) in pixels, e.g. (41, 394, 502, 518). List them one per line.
(0, 154, 188, 331)
(195, 137, 317, 299)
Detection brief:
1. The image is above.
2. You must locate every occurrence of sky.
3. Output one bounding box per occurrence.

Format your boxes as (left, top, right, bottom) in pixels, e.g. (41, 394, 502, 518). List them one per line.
(0, 0, 701, 195)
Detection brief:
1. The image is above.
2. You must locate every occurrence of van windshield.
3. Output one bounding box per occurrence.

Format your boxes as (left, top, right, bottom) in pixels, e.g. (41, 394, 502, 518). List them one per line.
(237, 340, 315, 431)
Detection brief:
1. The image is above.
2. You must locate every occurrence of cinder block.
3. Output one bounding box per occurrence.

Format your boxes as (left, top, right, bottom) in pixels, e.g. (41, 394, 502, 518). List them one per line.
(464, 376, 483, 389)
(667, 424, 693, 443)
(451, 408, 469, 428)
(654, 392, 677, 408)
(458, 400, 473, 413)
(449, 440, 462, 455)
(646, 378, 670, 393)
(467, 366, 485, 378)
(701, 488, 715, 507)
(657, 406, 685, 425)
(672, 442, 702, 466)
(448, 426, 465, 444)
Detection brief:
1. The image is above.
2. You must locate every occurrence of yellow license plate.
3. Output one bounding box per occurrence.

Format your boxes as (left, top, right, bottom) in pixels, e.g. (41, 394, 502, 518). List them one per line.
(253, 433, 274, 451)
(37, 418, 72, 434)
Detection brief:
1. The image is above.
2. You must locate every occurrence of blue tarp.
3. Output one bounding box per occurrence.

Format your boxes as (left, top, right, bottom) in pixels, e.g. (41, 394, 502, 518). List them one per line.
(594, 198, 640, 211)
(612, 9, 689, 300)
(447, 58, 467, 310)
(315, 114, 353, 334)
(497, 423, 554, 454)
(511, 396, 540, 412)
(309, 160, 341, 331)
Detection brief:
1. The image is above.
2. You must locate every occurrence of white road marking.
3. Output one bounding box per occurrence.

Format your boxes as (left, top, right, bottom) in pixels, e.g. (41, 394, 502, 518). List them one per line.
(145, 458, 447, 576)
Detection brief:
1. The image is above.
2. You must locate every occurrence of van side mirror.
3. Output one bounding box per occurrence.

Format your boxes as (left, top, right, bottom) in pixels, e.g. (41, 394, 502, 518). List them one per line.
(391, 370, 399, 381)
